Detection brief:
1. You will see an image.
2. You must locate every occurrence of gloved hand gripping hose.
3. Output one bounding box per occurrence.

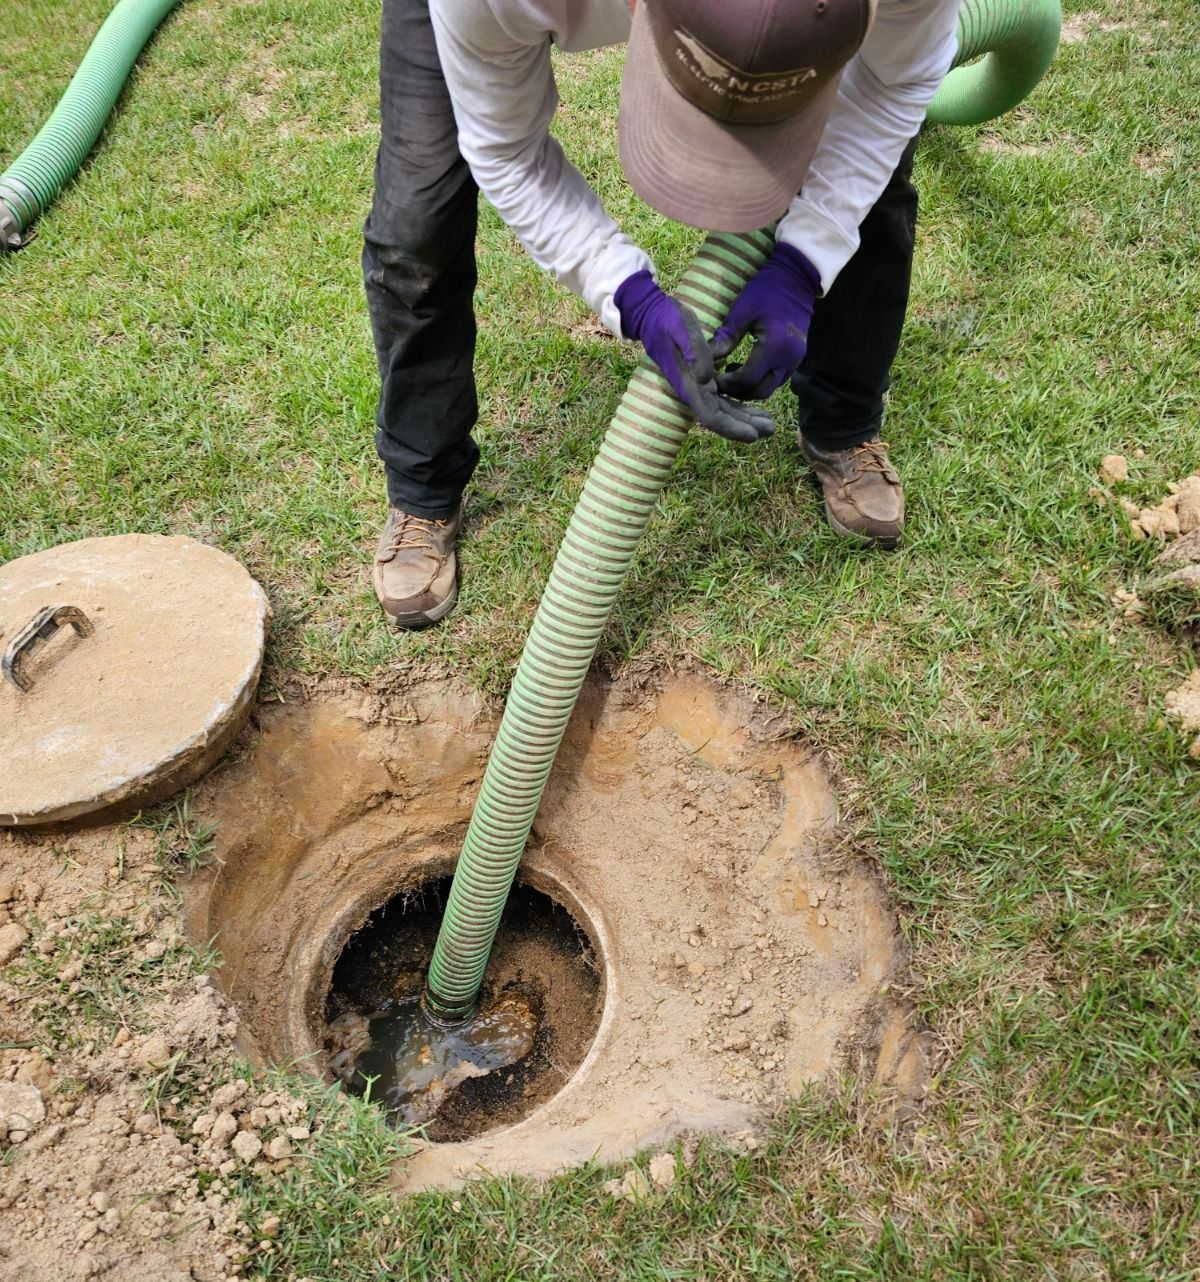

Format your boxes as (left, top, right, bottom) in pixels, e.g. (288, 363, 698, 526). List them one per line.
(423, 230, 778, 1021)
(423, 0, 1064, 1023)
(1, 0, 182, 248)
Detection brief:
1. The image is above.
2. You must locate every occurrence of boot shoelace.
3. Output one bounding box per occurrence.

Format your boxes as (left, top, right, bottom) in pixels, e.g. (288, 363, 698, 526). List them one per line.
(388, 512, 450, 555)
(850, 440, 894, 477)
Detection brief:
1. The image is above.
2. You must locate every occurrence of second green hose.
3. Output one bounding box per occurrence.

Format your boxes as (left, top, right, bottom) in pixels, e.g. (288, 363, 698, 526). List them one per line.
(0, 0, 181, 248)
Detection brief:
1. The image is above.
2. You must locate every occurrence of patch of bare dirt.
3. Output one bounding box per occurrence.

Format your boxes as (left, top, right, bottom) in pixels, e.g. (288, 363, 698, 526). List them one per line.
(0, 828, 240, 1280)
(186, 671, 930, 1189)
(1060, 12, 1153, 44)
(977, 134, 1084, 158)
(0, 824, 335, 1280)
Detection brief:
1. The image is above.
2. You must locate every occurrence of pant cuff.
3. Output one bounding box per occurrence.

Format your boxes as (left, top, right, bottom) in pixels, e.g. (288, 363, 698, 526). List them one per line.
(385, 477, 464, 521)
(796, 415, 884, 454)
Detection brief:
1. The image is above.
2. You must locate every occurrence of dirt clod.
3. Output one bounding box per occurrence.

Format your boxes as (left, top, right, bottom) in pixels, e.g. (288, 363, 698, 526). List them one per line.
(231, 1131, 262, 1164)
(604, 1166, 652, 1202)
(210, 1080, 248, 1111)
(209, 1113, 238, 1147)
(1164, 670, 1200, 758)
(0, 1083, 45, 1143)
(648, 1153, 676, 1189)
(133, 1034, 172, 1070)
(0, 925, 28, 967)
(265, 1134, 292, 1161)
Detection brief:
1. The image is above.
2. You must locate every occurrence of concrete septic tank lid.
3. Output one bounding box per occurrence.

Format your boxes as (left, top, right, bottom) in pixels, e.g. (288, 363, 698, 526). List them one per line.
(0, 534, 270, 828)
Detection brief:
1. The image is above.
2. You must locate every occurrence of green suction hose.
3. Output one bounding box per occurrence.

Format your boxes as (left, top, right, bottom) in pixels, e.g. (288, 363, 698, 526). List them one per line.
(425, 229, 777, 1020)
(424, 0, 1064, 1022)
(927, 0, 1063, 127)
(0, 0, 182, 249)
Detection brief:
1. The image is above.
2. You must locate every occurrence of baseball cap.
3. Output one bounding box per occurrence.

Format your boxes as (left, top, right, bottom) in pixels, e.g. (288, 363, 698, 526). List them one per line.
(619, 0, 875, 232)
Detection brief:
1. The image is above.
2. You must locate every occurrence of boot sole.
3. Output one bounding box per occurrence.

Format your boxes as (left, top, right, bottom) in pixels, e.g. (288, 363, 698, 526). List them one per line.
(384, 579, 459, 631)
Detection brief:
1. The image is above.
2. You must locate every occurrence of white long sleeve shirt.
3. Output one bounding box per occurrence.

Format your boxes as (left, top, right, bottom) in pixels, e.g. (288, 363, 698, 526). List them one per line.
(428, 0, 960, 337)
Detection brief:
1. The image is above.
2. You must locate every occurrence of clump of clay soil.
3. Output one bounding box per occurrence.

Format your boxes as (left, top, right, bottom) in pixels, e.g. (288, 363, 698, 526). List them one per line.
(1093, 454, 1200, 542)
(323, 878, 602, 1141)
(1164, 670, 1200, 759)
(1094, 455, 1200, 757)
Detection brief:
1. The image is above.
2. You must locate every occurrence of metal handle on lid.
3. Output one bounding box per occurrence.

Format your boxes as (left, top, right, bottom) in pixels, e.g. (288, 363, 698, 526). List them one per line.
(2, 605, 94, 693)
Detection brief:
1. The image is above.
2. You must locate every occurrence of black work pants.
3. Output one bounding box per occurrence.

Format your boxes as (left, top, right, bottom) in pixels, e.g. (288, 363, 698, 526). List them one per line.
(793, 133, 920, 452)
(364, 0, 920, 516)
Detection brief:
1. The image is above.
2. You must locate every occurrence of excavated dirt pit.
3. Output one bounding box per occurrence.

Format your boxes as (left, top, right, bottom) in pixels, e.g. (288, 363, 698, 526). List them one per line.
(186, 671, 930, 1189)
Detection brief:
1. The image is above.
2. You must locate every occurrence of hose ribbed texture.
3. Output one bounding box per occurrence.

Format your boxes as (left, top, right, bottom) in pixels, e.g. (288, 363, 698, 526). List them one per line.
(424, 231, 775, 1018)
(0, 0, 181, 240)
(927, 0, 1062, 126)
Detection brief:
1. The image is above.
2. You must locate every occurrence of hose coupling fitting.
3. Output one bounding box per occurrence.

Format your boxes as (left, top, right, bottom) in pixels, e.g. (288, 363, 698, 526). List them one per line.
(0, 198, 29, 252)
(420, 990, 476, 1028)
(0, 177, 37, 251)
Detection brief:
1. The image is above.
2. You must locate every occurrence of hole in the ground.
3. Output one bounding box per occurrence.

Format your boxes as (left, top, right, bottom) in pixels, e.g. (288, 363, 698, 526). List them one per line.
(187, 673, 931, 1187)
(320, 876, 604, 1141)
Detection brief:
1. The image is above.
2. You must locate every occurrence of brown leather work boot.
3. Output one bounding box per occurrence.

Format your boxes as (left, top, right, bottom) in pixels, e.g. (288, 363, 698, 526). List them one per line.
(799, 435, 905, 549)
(373, 505, 462, 629)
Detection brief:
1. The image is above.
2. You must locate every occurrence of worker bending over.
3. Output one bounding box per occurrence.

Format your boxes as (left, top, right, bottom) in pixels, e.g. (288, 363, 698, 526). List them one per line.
(364, 0, 959, 628)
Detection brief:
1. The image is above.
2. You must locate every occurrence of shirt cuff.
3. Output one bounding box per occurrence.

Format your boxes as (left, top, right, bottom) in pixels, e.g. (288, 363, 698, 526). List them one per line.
(775, 200, 861, 296)
(583, 240, 656, 339)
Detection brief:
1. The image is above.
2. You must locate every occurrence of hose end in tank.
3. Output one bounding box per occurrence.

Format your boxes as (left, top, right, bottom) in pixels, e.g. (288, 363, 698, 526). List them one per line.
(421, 989, 477, 1028)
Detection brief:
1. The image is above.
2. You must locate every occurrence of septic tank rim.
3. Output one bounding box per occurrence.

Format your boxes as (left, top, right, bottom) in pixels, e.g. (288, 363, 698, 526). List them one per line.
(283, 847, 617, 1121)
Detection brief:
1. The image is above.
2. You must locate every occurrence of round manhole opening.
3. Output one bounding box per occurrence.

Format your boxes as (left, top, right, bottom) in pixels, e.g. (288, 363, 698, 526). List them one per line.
(318, 874, 605, 1142)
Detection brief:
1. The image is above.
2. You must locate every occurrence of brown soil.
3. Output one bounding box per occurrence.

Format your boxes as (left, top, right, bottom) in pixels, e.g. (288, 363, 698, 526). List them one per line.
(185, 670, 930, 1188)
(0, 824, 248, 1282)
(324, 878, 602, 1140)
(1164, 670, 1200, 758)
(0, 663, 933, 1282)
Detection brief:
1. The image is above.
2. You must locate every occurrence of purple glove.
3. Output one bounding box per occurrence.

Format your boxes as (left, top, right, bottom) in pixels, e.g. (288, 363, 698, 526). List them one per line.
(615, 271, 774, 444)
(710, 243, 820, 401)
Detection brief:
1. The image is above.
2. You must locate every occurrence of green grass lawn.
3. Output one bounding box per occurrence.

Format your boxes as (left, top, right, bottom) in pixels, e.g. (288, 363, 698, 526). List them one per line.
(3, 0, 1200, 1277)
